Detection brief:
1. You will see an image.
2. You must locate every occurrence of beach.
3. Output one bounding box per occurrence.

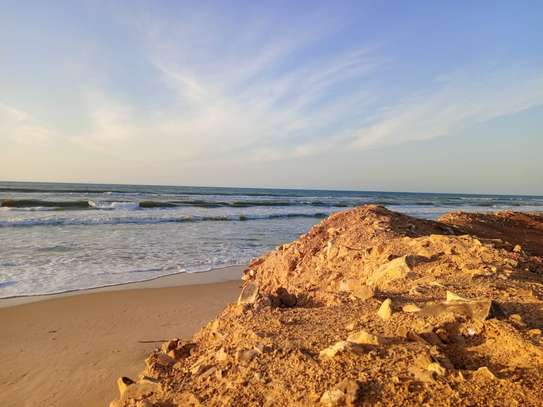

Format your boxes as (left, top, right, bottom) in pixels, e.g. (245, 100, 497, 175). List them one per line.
(0, 266, 243, 407)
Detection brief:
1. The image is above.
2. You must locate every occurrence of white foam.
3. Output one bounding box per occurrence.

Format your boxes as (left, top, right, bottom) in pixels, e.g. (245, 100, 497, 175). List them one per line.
(88, 200, 139, 210)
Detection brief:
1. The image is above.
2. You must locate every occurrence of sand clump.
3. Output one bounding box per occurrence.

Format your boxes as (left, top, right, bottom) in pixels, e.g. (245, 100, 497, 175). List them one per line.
(110, 205, 543, 406)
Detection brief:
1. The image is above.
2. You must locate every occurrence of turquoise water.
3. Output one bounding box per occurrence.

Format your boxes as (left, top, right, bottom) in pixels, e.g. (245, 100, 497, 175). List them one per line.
(1, 181, 542, 298)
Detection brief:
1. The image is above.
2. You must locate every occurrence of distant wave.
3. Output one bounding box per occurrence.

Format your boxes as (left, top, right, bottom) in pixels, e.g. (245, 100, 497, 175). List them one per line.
(1, 199, 91, 209)
(1, 198, 354, 210)
(2, 197, 542, 212)
(0, 212, 329, 228)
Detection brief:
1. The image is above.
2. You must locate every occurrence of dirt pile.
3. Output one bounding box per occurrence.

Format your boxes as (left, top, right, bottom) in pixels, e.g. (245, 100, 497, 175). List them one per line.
(110, 205, 543, 406)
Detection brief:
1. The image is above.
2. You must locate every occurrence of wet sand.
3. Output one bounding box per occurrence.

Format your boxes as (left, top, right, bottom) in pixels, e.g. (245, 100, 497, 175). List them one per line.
(0, 266, 243, 407)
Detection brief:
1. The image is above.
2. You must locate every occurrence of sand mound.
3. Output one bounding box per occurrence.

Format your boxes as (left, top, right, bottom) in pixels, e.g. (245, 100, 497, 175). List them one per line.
(110, 205, 543, 406)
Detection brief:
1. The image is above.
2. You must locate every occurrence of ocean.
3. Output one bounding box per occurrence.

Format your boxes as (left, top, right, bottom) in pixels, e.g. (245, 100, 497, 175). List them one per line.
(1, 181, 542, 299)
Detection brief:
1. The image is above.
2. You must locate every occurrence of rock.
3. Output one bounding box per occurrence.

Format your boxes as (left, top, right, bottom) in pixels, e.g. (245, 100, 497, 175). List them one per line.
(513, 244, 522, 253)
(402, 304, 421, 313)
(238, 281, 259, 305)
(410, 353, 445, 383)
(341, 279, 374, 301)
(421, 292, 501, 321)
(116, 376, 135, 397)
(347, 330, 382, 346)
(120, 378, 161, 401)
(320, 389, 345, 406)
(367, 255, 413, 289)
(528, 328, 542, 336)
(509, 314, 523, 323)
(473, 366, 496, 380)
(345, 321, 356, 331)
(320, 341, 350, 359)
(236, 349, 259, 362)
(215, 348, 228, 363)
(377, 298, 393, 320)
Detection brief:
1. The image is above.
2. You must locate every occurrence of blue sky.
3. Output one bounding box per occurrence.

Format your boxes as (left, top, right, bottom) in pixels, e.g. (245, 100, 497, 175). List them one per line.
(1, 1, 542, 194)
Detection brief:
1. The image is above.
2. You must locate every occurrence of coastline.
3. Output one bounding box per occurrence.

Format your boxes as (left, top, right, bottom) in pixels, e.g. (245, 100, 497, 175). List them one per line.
(0, 265, 244, 407)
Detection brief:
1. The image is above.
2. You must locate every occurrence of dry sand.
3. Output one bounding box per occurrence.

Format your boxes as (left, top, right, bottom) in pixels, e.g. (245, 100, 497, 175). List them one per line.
(0, 266, 243, 407)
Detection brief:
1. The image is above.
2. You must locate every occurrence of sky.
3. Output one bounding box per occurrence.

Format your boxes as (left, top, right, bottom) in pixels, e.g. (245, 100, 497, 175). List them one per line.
(1, 1, 542, 194)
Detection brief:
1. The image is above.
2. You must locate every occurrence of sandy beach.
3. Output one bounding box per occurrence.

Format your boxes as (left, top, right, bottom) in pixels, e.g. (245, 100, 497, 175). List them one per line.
(0, 266, 243, 407)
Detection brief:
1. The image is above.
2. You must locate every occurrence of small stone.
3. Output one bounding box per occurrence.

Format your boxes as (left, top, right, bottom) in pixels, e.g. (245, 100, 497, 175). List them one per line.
(377, 298, 393, 320)
(121, 378, 161, 400)
(236, 349, 259, 362)
(367, 256, 413, 289)
(116, 376, 135, 397)
(342, 279, 374, 301)
(402, 304, 421, 313)
(528, 328, 542, 336)
(347, 330, 381, 346)
(513, 244, 522, 253)
(238, 282, 259, 305)
(473, 366, 496, 380)
(422, 293, 500, 321)
(509, 314, 523, 323)
(320, 341, 350, 359)
(215, 348, 228, 363)
(320, 389, 345, 406)
(345, 321, 356, 331)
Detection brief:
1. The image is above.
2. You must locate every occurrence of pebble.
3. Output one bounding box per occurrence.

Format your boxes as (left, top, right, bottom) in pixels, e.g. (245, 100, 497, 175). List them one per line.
(320, 389, 345, 406)
(347, 330, 381, 346)
(377, 298, 393, 320)
(402, 304, 421, 313)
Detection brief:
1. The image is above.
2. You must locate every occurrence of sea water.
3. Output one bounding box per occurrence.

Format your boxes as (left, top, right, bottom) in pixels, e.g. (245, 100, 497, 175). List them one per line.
(1, 181, 542, 298)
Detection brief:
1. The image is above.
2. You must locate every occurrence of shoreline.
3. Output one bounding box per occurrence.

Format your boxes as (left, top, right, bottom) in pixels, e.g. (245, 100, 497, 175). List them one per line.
(0, 264, 245, 308)
(0, 266, 244, 406)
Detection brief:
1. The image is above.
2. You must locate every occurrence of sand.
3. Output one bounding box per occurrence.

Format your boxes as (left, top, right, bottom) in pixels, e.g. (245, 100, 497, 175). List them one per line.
(0, 266, 244, 407)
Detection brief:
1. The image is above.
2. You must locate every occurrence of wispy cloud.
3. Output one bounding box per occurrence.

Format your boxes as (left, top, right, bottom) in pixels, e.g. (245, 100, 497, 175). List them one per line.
(351, 68, 543, 150)
(0, 103, 55, 145)
(72, 8, 380, 164)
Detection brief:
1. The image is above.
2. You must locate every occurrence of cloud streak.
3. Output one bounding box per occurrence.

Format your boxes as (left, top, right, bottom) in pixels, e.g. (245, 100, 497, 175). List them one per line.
(352, 68, 543, 150)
